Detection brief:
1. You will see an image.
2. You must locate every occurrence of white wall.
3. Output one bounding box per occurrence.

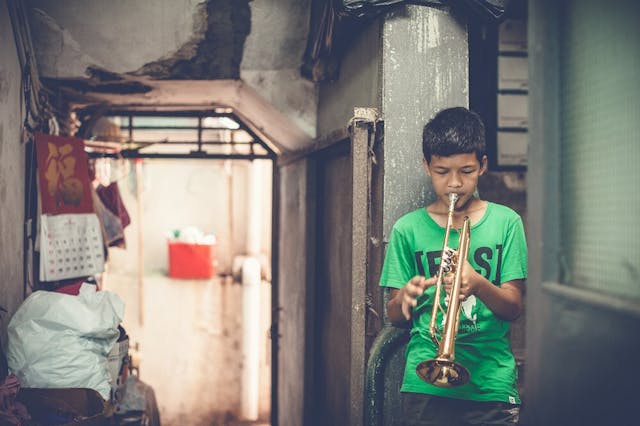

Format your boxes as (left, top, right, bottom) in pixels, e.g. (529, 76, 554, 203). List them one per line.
(106, 158, 272, 277)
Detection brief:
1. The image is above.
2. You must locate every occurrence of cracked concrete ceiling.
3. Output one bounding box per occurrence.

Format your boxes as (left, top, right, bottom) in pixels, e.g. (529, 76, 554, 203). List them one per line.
(26, 0, 317, 141)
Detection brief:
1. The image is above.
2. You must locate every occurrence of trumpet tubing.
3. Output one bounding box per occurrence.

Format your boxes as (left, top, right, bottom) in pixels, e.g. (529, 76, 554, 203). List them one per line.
(416, 193, 471, 388)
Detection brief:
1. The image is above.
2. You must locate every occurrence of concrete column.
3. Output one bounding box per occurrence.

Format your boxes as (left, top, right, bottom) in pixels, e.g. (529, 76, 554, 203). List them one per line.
(381, 5, 469, 236)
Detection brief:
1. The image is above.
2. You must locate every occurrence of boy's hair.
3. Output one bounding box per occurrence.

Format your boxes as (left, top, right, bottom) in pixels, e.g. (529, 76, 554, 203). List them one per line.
(422, 107, 486, 164)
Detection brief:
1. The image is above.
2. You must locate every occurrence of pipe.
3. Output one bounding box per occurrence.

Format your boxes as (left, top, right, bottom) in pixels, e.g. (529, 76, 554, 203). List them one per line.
(246, 160, 263, 256)
(240, 159, 264, 420)
(240, 256, 261, 421)
(135, 159, 145, 326)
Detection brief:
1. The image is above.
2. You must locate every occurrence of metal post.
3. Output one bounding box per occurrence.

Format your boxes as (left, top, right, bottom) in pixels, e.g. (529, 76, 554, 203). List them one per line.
(350, 107, 379, 426)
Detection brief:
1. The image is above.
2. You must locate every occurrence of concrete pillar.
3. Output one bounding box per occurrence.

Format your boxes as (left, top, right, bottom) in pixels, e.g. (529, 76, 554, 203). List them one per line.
(381, 5, 469, 236)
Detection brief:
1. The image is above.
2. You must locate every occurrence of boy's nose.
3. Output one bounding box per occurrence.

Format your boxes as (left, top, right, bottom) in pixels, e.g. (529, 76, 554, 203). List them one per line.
(448, 174, 463, 188)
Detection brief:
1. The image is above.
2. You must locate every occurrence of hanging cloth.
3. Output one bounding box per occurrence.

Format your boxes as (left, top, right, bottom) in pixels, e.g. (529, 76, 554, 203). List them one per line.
(96, 182, 131, 229)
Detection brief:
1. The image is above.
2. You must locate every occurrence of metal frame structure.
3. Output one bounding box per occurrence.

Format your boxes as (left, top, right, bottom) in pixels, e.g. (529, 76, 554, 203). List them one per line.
(86, 109, 277, 161)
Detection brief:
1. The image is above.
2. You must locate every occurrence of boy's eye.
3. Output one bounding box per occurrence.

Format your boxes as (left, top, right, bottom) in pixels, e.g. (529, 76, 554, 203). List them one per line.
(462, 170, 474, 174)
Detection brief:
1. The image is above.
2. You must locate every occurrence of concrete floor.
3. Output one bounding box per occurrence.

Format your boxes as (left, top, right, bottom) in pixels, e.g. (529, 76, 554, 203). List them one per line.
(104, 270, 272, 426)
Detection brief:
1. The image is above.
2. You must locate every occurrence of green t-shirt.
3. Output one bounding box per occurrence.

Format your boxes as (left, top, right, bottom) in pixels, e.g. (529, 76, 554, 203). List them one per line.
(379, 202, 527, 403)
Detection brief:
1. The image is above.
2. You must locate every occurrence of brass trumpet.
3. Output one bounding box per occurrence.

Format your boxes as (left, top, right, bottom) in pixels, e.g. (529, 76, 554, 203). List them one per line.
(416, 193, 471, 387)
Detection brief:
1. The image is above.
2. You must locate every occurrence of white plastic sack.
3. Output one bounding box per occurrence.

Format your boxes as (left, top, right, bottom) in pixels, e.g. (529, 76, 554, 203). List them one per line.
(6, 283, 125, 400)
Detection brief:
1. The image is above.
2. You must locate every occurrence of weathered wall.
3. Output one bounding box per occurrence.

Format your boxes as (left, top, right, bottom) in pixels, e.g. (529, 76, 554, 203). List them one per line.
(381, 5, 469, 236)
(27, 0, 318, 140)
(27, 0, 205, 77)
(241, 0, 317, 138)
(0, 0, 26, 345)
(524, 1, 640, 424)
(317, 18, 382, 137)
(311, 146, 354, 426)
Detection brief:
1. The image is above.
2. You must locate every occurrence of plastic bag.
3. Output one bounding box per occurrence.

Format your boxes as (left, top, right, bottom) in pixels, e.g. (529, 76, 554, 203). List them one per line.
(6, 283, 125, 400)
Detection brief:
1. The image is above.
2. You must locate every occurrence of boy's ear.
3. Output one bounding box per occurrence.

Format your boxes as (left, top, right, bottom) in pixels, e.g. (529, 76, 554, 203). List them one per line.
(479, 155, 488, 175)
(423, 158, 432, 176)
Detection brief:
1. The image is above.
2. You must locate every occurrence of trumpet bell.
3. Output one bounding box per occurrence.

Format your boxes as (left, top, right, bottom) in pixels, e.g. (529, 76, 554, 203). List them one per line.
(416, 358, 470, 388)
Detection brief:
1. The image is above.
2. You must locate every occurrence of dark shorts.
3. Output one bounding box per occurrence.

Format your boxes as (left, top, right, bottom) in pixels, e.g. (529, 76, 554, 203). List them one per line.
(397, 392, 520, 426)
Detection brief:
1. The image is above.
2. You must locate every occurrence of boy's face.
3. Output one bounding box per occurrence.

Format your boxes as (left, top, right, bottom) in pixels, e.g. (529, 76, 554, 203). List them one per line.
(423, 153, 487, 211)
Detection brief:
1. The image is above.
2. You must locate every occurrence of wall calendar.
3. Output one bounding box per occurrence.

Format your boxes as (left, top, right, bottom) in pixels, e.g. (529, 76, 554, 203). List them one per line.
(39, 213, 105, 281)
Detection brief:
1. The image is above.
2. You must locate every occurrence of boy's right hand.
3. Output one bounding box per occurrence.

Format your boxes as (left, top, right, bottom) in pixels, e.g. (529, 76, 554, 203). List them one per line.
(401, 275, 437, 320)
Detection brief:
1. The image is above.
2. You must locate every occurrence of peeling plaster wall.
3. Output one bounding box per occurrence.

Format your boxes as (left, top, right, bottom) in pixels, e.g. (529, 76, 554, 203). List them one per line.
(27, 0, 317, 140)
(27, 0, 204, 77)
(241, 0, 310, 71)
(242, 68, 317, 139)
(241, 0, 317, 139)
(135, 0, 251, 80)
(0, 0, 26, 344)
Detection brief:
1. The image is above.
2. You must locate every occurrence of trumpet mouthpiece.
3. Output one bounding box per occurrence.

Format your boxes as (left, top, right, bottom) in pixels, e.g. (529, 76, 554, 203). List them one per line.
(448, 193, 459, 211)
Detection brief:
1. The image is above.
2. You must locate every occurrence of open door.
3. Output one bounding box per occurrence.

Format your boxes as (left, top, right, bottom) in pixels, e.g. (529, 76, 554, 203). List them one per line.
(274, 109, 381, 426)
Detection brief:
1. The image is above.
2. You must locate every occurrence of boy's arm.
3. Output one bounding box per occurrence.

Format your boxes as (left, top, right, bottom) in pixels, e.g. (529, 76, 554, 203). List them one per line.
(386, 276, 437, 326)
(387, 288, 410, 326)
(453, 263, 524, 321)
(475, 278, 525, 321)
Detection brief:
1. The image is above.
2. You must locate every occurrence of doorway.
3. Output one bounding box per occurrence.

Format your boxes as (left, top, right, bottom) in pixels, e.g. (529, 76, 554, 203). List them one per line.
(85, 110, 276, 426)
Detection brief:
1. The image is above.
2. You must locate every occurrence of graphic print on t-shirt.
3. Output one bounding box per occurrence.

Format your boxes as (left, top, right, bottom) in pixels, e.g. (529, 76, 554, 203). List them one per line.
(418, 245, 504, 333)
(440, 295, 478, 329)
(417, 245, 504, 286)
(460, 296, 477, 325)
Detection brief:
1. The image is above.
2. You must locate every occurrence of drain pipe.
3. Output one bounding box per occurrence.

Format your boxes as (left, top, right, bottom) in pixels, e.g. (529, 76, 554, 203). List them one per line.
(241, 256, 261, 420)
(240, 160, 263, 420)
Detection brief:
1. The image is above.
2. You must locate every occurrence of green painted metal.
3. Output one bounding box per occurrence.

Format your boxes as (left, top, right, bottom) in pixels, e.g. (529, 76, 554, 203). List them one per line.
(364, 325, 409, 426)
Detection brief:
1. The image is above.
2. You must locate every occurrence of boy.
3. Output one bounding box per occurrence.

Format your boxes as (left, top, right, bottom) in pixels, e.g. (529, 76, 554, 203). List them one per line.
(380, 107, 527, 425)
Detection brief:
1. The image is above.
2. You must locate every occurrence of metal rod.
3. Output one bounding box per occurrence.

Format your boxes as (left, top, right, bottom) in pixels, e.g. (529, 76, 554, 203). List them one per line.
(135, 159, 145, 326)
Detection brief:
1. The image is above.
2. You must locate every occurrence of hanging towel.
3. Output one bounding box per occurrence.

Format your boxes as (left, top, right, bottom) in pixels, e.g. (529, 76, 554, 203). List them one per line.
(97, 182, 131, 229)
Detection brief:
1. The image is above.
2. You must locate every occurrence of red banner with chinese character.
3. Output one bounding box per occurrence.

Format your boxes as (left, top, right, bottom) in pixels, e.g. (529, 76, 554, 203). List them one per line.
(35, 133, 94, 214)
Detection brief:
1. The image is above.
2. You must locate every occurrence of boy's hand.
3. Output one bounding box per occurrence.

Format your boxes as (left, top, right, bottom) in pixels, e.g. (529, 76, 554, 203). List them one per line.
(444, 258, 481, 301)
(401, 275, 437, 320)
